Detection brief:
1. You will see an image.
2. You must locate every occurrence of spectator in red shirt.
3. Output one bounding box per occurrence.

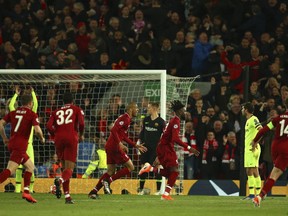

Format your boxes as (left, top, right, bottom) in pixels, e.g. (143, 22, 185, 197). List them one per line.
(221, 46, 260, 94)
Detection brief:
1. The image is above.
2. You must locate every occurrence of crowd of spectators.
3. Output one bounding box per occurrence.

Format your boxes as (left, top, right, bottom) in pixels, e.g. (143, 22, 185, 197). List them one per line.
(1, 0, 288, 181)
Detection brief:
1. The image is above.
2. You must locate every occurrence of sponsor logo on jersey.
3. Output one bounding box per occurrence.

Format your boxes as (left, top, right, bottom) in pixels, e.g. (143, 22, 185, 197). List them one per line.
(174, 124, 178, 129)
(119, 121, 124, 125)
(145, 126, 158, 132)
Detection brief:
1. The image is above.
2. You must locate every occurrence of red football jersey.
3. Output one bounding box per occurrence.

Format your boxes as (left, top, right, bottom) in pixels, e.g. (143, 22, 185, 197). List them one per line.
(46, 104, 84, 140)
(159, 116, 188, 149)
(3, 106, 39, 151)
(271, 111, 288, 147)
(105, 113, 135, 151)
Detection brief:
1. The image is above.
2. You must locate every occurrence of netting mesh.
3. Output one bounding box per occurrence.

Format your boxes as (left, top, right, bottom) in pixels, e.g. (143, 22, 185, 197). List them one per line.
(0, 71, 196, 183)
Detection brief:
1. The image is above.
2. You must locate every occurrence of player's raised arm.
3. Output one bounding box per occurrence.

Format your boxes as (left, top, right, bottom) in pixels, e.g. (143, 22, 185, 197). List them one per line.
(31, 87, 38, 113)
(8, 85, 21, 112)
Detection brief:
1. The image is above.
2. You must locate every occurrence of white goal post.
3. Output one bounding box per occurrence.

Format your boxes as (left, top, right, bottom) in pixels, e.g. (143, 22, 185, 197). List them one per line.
(0, 69, 197, 194)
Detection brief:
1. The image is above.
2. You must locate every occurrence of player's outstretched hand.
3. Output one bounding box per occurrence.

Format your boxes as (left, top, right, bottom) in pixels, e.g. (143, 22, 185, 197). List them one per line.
(15, 85, 21, 95)
(136, 143, 147, 153)
(189, 148, 200, 156)
(40, 137, 45, 144)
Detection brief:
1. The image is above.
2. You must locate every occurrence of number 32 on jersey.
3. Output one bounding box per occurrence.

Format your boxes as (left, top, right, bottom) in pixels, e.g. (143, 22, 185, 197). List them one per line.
(56, 109, 73, 125)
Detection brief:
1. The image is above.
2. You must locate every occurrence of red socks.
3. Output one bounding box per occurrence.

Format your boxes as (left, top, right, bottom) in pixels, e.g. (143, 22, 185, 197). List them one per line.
(23, 171, 32, 188)
(95, 173, 111, 191)
(165, 171, 179, 194)
(62, 169, 73, 182)
(260, 178, 275, 198)
(63, 179, 70, 195)
(110, 168, 130, 182)
(0, 169, 11, 184)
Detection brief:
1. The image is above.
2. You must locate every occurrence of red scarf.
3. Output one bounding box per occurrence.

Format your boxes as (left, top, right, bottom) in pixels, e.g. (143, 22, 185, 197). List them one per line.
(202, 139, 218, 160)
(222, 143, 236, 163)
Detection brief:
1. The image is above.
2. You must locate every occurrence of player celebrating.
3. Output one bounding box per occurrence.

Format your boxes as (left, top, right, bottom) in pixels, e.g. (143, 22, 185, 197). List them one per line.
(138, 102, 165, 195)
(252, 98, 288, 207)
(88, 102, 147, 199)
(0, 94, 45, 203)
(9, 85, 38, 193)
(46, 92, 85, 204)
(242, 102, 262, 200)
(139, 100, 200, 200)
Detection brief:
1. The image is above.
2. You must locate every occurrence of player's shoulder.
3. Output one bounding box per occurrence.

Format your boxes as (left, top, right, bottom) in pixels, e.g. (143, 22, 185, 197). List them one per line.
(156, 116, 165, 124)
(247, 115, 259, 123)
(170, 117, 179, 128)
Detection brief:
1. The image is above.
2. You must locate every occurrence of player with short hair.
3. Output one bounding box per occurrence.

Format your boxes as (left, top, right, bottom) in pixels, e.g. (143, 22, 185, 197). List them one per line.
(0, 94, 45, 203)
(138, 102, 165, 195)
(88, 102, 147, 199)
(46, 92, 85, 204)
(139, 100, 200, 200)
(9, 85, 38, 193)
(242, 102, 262, 200)
(252, 97, 288, 207)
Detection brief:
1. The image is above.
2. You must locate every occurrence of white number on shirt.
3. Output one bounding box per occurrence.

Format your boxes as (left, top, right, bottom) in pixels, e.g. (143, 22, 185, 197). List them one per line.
(279, 119, 288, 136)
(56, 109, 73, 125)
(14, 115, 23, 132)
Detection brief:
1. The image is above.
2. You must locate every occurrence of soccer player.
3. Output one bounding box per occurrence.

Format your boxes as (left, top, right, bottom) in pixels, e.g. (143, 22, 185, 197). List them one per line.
(88, 102, 147, 199)
(242, 102, 262, 200)
(46, 92, 85, 204)
(0, 94, 45, 203)
(252, 98, 288, 207)
(139, 100, 200, 200)
(138, 102, 165, 195)
(9, 85, 38, 193)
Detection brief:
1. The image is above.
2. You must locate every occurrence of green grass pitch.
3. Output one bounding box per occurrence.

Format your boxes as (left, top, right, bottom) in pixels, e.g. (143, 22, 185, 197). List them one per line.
(0, 193, 287, 216)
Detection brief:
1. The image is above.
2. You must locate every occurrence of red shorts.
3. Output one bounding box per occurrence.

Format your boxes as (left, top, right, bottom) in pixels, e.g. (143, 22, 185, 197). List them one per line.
(272, 150, 288, 172)
(106, 148, 130, 165)
(55, 137, 78, 163)
(156, 144, 178, 168)
(9, 150, 30, 165)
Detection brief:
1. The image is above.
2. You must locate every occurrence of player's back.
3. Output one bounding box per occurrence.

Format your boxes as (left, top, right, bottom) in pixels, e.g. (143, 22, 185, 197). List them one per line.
(6, 107, 38, 150)
(272, 111, 288, 146)
(48, 104, 84, 139)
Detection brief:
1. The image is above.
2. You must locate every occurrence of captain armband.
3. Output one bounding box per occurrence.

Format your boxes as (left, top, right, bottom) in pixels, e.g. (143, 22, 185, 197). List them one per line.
(267, 122, 274, 130)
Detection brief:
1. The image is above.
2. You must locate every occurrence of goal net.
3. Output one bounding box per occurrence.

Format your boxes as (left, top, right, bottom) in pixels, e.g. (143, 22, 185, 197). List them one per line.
(0, 70, 196, 194)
